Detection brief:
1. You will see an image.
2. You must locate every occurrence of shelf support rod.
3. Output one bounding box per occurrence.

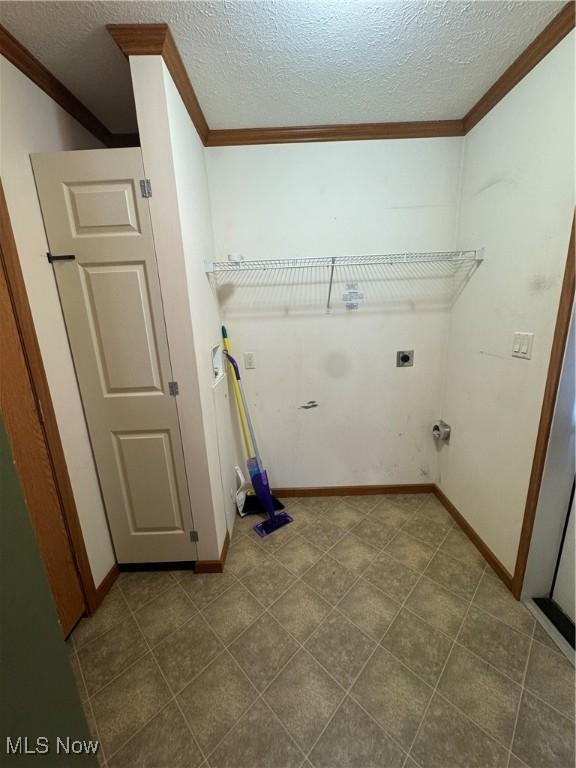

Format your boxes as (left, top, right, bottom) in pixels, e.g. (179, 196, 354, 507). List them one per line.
(326, 257, 336, 314)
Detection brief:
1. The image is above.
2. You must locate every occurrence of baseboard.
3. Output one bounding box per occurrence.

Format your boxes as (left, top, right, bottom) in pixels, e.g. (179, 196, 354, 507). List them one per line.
(273, 483, 435, 497)
(195, 531, 230, 574)
(433, 486, 513, 590)
(89, 563, 120, 613)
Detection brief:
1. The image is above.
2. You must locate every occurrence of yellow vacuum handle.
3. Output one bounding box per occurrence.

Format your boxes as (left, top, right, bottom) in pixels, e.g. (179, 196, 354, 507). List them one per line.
(222, 331, 253, 457)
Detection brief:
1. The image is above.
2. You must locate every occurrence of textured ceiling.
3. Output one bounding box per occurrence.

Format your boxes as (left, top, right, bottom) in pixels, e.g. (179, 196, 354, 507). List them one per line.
(0, 1, 565, 133)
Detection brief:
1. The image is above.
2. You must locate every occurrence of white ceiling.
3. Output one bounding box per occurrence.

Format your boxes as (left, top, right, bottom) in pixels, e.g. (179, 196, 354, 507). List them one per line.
(1, 1, 565, 134)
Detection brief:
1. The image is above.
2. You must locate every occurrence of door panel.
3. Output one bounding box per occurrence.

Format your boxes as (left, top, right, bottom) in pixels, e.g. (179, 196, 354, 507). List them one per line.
(32, 148, 197, 563)
(553, 495, 575, 623)
(0, 259, 85, 634)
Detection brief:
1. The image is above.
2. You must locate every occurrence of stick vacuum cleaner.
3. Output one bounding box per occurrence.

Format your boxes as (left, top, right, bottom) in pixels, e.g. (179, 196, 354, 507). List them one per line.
(222, 331, 292, 538)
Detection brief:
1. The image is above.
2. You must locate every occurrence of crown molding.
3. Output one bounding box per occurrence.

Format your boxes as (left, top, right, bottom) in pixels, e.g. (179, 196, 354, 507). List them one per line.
(0, 24, 137, 149)
(464, 2, 575, 133)
(108, 23, 209, 145)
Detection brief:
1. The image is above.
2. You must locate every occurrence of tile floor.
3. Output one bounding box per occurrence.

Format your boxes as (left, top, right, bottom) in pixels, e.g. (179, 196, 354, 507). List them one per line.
(68, 494, 576, 768)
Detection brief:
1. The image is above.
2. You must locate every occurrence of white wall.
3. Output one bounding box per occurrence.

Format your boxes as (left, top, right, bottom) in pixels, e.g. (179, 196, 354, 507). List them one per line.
(439, 33, 575, 575)
(206, 138, 463, 487)
(0, 56, 116, 586)
(130, 57, 241, 558)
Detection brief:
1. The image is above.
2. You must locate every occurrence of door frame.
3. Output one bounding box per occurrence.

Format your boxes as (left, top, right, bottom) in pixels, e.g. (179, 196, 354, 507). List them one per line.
(0, 178, 116, 614)
(513, 214, 575, 598)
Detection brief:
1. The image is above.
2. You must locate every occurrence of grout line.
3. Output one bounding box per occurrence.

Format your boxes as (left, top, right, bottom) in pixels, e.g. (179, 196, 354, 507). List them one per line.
(405, 563, 488, 763)
(507, 630, 535, 768)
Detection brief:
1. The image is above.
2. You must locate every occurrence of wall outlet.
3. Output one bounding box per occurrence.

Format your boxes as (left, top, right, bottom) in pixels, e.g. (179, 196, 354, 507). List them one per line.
(512, 332, 534, 360)
(243, 352, 256, 369)
(396, 350, 414, 367)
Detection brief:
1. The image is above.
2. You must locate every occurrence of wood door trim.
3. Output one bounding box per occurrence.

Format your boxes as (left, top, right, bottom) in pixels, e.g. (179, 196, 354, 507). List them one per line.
(464, 3, 575, 133)
(108, 23, 209, 145)
(512, 215, 575, 599)
(0, 179, 102, 614)
(0, 24, 137, 149)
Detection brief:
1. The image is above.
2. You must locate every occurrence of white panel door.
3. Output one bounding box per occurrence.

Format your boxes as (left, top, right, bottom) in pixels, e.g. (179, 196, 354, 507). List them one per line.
(32, 148, 197, 563)
(553, 494, 575, 623)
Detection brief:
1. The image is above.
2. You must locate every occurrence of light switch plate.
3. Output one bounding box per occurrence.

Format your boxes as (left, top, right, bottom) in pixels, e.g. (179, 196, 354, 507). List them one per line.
(243, 352, 256, 369)
(512, 332, 534, 360)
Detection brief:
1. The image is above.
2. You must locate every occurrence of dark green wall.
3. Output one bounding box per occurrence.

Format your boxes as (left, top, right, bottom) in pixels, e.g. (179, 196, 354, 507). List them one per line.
(0, 418, 97, 765)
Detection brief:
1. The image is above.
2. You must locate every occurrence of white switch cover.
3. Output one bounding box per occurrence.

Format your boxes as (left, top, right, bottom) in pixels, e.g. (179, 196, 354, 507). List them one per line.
(512, 332, 534, 360)
(243, 352, 256, 369)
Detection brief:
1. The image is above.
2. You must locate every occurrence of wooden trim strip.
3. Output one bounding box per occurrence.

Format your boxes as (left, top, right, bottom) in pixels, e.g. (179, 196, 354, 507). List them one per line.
(0, 24, 117, 148)
(107, 24, 209, 145)
(206, 121, 464, 146)
(433, 486, 513, 589)
(195, 530, 231, 574)
(272, 484, 435, 497)
(93, 564, 120, 611)
(0, 180, 102, 615)
(512, 215, 575, 599)
(464, 3, 575, 133)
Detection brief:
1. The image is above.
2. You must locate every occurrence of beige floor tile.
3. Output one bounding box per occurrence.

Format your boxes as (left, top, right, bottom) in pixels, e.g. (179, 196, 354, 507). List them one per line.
(472, 572, 535, 636)
(230, 613, 299, 691)
(299, 518, 347, 552)
(202, 583, 263, 645)
(108, 701, 203, 768)
(369, 499, 414, 528)
(385, 531, 436, 572)
(302, 555, 357, 605)
(439, 528, 486, 569)
(78, 616, 148, 697)
(402, 514, 450, 548)
(425, 551, 484, 600)
(458, 607, 531, 684)
(269, 580, 332, 643)
(254, 519, 300, 553)
(351, 515, 397, 549)
(352, 647, 432, 749)
(274, 535, 324, 576)
(418, 497, 456, 528)
(241, 559, 295, 607)
(153, 616, 223, 692)
(309, 696, 405, 768)
(363, 552, 420, 602)
(405, 577, 468, 639)
(386, 494, 426, 513)
(73, 585, 129, 649)
(225, 537, 269, 578)
(209, 699, 303, 768)
(524, 640, 575, 719)
(178, 652, 257, 754)
(339, 495, 383, 514)
(438, 644, 522, 745)
(382, 610, 452, 686)
(135, 584, 197, 646)
(533, 621, 563, 653)
(179, 571, 237, 610)
(328, 533, 379, 574)
(91, 654, 171, 757)
(264, 650, 344, 750)
(336, 578, 400, 641)
(412, 694, 508, 768)
(322, 500, 366, 531)
(118, 571, 176, 610)
(306, 611, 375, 688)
(512, 691, 575, 768)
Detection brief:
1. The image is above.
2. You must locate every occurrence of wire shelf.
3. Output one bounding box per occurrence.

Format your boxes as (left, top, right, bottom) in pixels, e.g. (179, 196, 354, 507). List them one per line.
(207, 250, 484, 316)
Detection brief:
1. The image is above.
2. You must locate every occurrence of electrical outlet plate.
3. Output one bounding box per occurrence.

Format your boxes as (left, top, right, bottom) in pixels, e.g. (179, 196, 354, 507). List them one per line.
(243, 352, 256, 369)
(396, 350, 414, 367)
(512, 332, 534, 360)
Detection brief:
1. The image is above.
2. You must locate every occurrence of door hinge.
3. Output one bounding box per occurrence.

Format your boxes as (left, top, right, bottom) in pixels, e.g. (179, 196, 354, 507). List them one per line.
(189, 530, 199, 543)
(139, 179, 152, 198)
(168, 381, 179, 396)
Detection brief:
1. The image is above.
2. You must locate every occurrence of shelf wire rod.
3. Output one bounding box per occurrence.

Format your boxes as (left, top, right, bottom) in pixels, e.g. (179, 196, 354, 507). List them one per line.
(326, 257, 336, 313)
